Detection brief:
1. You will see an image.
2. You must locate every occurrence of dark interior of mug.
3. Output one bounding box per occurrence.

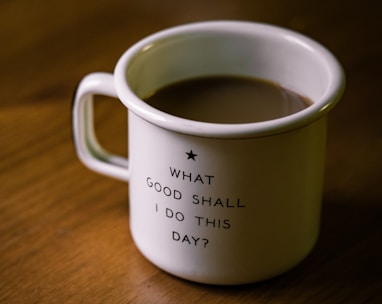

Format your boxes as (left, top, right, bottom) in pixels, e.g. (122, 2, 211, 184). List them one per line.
(125, 28, 334, 105)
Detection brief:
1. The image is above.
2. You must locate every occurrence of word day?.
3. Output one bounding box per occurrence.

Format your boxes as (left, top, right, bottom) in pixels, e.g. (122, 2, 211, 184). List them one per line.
(172, 231, 209, 248)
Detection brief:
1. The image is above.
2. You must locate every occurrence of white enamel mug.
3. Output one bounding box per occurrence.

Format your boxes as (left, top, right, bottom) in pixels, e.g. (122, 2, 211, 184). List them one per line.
(72, 21, 345, 285)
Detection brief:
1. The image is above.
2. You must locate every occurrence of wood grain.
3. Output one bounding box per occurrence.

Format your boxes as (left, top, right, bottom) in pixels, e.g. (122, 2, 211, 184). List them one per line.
(1, 0, 381, 303)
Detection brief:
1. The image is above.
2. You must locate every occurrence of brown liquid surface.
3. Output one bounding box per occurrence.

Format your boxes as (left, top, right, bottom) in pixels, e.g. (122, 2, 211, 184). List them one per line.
(144, 76, 312, 123)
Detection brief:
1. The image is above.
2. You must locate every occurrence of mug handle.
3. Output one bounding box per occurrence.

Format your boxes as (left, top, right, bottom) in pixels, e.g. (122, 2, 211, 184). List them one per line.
(72, 72, 130, 182)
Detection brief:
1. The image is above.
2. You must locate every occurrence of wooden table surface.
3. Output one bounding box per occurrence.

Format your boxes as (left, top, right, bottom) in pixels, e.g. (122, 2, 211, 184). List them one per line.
(1, 0, 381, 303)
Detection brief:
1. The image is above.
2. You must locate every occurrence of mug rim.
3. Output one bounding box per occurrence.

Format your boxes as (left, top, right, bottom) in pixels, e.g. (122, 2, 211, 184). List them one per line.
(114, 20, 345, 138)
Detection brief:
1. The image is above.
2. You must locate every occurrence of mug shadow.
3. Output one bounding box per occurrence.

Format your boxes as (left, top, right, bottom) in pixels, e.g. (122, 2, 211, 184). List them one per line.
(196, 197, 382, 301)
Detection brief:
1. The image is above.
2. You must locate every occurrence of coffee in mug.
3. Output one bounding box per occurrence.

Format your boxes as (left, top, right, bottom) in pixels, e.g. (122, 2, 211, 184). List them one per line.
(72, 21, 345, 285)
(144, 76, 312, 123)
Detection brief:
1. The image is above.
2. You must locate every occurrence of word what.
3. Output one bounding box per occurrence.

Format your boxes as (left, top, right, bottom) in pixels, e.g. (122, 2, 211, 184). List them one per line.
(169, 167, 215, 185)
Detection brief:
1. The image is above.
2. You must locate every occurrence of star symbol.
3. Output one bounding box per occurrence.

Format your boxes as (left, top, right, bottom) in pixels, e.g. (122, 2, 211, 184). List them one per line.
(186, 150, 197, 161)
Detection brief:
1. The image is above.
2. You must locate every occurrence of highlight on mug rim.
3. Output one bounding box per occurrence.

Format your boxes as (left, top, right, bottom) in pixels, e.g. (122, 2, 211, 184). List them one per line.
(114, 21, 345, 138)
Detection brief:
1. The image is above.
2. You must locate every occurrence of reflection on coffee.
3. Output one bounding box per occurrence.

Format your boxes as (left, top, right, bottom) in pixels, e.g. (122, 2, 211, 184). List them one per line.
(144, 76, 312, 123)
